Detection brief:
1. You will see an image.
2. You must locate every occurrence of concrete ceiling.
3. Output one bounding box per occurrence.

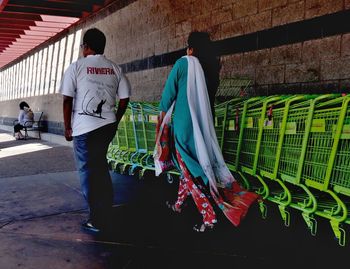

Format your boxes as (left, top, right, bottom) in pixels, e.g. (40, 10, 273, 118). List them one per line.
(0, 0, 115, 69)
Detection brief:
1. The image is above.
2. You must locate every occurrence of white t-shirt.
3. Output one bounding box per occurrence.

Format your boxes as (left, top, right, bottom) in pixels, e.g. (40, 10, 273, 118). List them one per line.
(59, 55, 131, 136)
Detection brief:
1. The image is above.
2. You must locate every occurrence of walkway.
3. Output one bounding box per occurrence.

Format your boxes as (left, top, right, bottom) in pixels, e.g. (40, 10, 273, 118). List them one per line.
(0, 130, 347, 268)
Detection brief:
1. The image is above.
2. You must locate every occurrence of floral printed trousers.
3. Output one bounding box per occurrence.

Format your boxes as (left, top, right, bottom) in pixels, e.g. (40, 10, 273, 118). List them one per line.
(174, 150, 217, 226)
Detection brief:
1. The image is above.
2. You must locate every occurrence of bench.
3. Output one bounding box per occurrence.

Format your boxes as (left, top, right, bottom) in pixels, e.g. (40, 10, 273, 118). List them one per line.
(13, 111, 44, 140)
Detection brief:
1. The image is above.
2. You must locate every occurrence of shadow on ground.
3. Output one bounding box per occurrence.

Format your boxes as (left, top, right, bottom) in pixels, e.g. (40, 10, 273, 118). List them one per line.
(99, 172, 350, 268)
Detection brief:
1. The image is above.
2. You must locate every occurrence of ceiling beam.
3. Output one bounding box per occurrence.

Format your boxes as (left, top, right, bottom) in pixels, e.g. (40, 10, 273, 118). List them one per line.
(0, 0, 9, 12)
(28, 26, 63, 33)
(0, 25, 30, 32)
(8, 0, 95, 13)
(4, 6, 82, 17)
(0, 12, 42, 21)
(15, 39, 43, 43)
(0, 28, 26, 35)
(0, 21, 37, 27)
(0, 33, 21, 39)
(19, 35, 50, 40)
(35, 21, 71, 28)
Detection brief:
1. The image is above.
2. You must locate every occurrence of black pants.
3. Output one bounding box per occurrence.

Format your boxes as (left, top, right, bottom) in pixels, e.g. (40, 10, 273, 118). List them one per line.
(14, 123, 24, 133)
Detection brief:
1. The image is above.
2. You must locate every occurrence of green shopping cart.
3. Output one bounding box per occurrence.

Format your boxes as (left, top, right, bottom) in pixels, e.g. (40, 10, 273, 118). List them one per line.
(236, 96, 288, 218)
(302, 95, 349, 246)
(218, 97, 256, 189)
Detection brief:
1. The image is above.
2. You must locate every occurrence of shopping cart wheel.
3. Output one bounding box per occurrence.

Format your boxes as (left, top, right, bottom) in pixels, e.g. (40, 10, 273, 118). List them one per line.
(302, 213, 317, 236)
(330, 220, 346, 247)
(129, 165, 140, 176)
(121, 164, 132, 175)
(138, 169, 146, 180)
(259, 201, 267, 219)
(107, 160, 114, 170)
(113, 163, 122, 174)
(166, 173, 174, 184)
(278, 205, 290, 227)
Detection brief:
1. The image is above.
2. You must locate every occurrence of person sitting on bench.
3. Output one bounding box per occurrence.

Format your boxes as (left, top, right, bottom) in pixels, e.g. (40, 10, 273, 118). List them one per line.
(14, 101, 34, 140)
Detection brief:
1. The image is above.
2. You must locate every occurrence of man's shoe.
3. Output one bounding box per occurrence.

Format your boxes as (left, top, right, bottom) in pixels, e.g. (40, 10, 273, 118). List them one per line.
(81, 220, 101, 234)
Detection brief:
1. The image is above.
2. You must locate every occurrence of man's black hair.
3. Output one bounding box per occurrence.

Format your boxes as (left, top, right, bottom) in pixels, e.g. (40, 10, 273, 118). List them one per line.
(19, 101, 29, 109)
(83, 28, 106, 54)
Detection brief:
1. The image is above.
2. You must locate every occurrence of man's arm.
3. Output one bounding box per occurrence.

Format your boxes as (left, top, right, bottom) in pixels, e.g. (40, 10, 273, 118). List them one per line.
(63, 95, 73, 141)
(115, 97, 129, 128)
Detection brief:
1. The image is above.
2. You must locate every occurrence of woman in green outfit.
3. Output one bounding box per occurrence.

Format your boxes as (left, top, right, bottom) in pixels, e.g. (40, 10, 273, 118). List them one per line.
(158, 31, 259, 232)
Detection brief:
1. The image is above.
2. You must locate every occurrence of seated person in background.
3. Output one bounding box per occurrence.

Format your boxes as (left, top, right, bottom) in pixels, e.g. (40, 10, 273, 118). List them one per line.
(14, 101, 34, 140)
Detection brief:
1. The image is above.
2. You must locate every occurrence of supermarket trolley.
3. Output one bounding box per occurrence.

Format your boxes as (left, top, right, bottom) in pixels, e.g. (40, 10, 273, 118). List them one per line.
(301, 95, 349, 246)
(214, 100, 228, 151)
(236, 96, 287, 218)
(126, 102, 150, 176)
(329, 95, 350, 246)
(137, 102, 160, 178)
(254, 95, 311, 226)
(214, 98, 247, 150)
(217, 97, 255, 189)
(107, 104, 134, 173)
(277, 94, 339, 235)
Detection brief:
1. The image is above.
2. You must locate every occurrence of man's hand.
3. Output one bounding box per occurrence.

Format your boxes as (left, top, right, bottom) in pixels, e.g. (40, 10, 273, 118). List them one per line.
(115, 97, 129, 126)
(64, 128, 73, 141)
(63, 95, 73, 141)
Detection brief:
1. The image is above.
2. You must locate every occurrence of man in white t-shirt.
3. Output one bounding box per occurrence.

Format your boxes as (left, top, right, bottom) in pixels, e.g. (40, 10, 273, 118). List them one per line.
(59, 28, 131, 234)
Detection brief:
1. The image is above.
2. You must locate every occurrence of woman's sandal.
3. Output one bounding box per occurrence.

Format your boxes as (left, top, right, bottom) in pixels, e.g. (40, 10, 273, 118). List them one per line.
(165, 201, 181, 213)
(193, 223, 214, 233)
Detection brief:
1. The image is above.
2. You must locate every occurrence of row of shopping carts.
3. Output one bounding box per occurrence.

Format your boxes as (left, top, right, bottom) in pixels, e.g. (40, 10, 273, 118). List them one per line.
(107, 102, 180, 182)
(107, 94, 350, 246)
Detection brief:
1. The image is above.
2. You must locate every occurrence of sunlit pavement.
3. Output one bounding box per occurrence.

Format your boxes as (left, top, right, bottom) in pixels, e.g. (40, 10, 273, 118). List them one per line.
(0, 130, 348, 269)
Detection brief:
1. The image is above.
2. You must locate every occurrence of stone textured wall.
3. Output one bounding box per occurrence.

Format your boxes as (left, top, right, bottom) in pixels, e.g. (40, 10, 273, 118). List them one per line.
(220, 34, 350, 92)
(80, 0, 349, 99)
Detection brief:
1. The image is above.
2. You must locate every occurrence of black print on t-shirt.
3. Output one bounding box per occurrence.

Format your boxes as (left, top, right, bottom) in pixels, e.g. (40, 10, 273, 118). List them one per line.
(78, 90, 106, 119)
(93, 99, 106, 117)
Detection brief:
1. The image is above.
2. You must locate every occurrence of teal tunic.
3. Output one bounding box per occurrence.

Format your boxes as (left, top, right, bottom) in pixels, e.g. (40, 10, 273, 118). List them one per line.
(159, 57, 206, 180)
